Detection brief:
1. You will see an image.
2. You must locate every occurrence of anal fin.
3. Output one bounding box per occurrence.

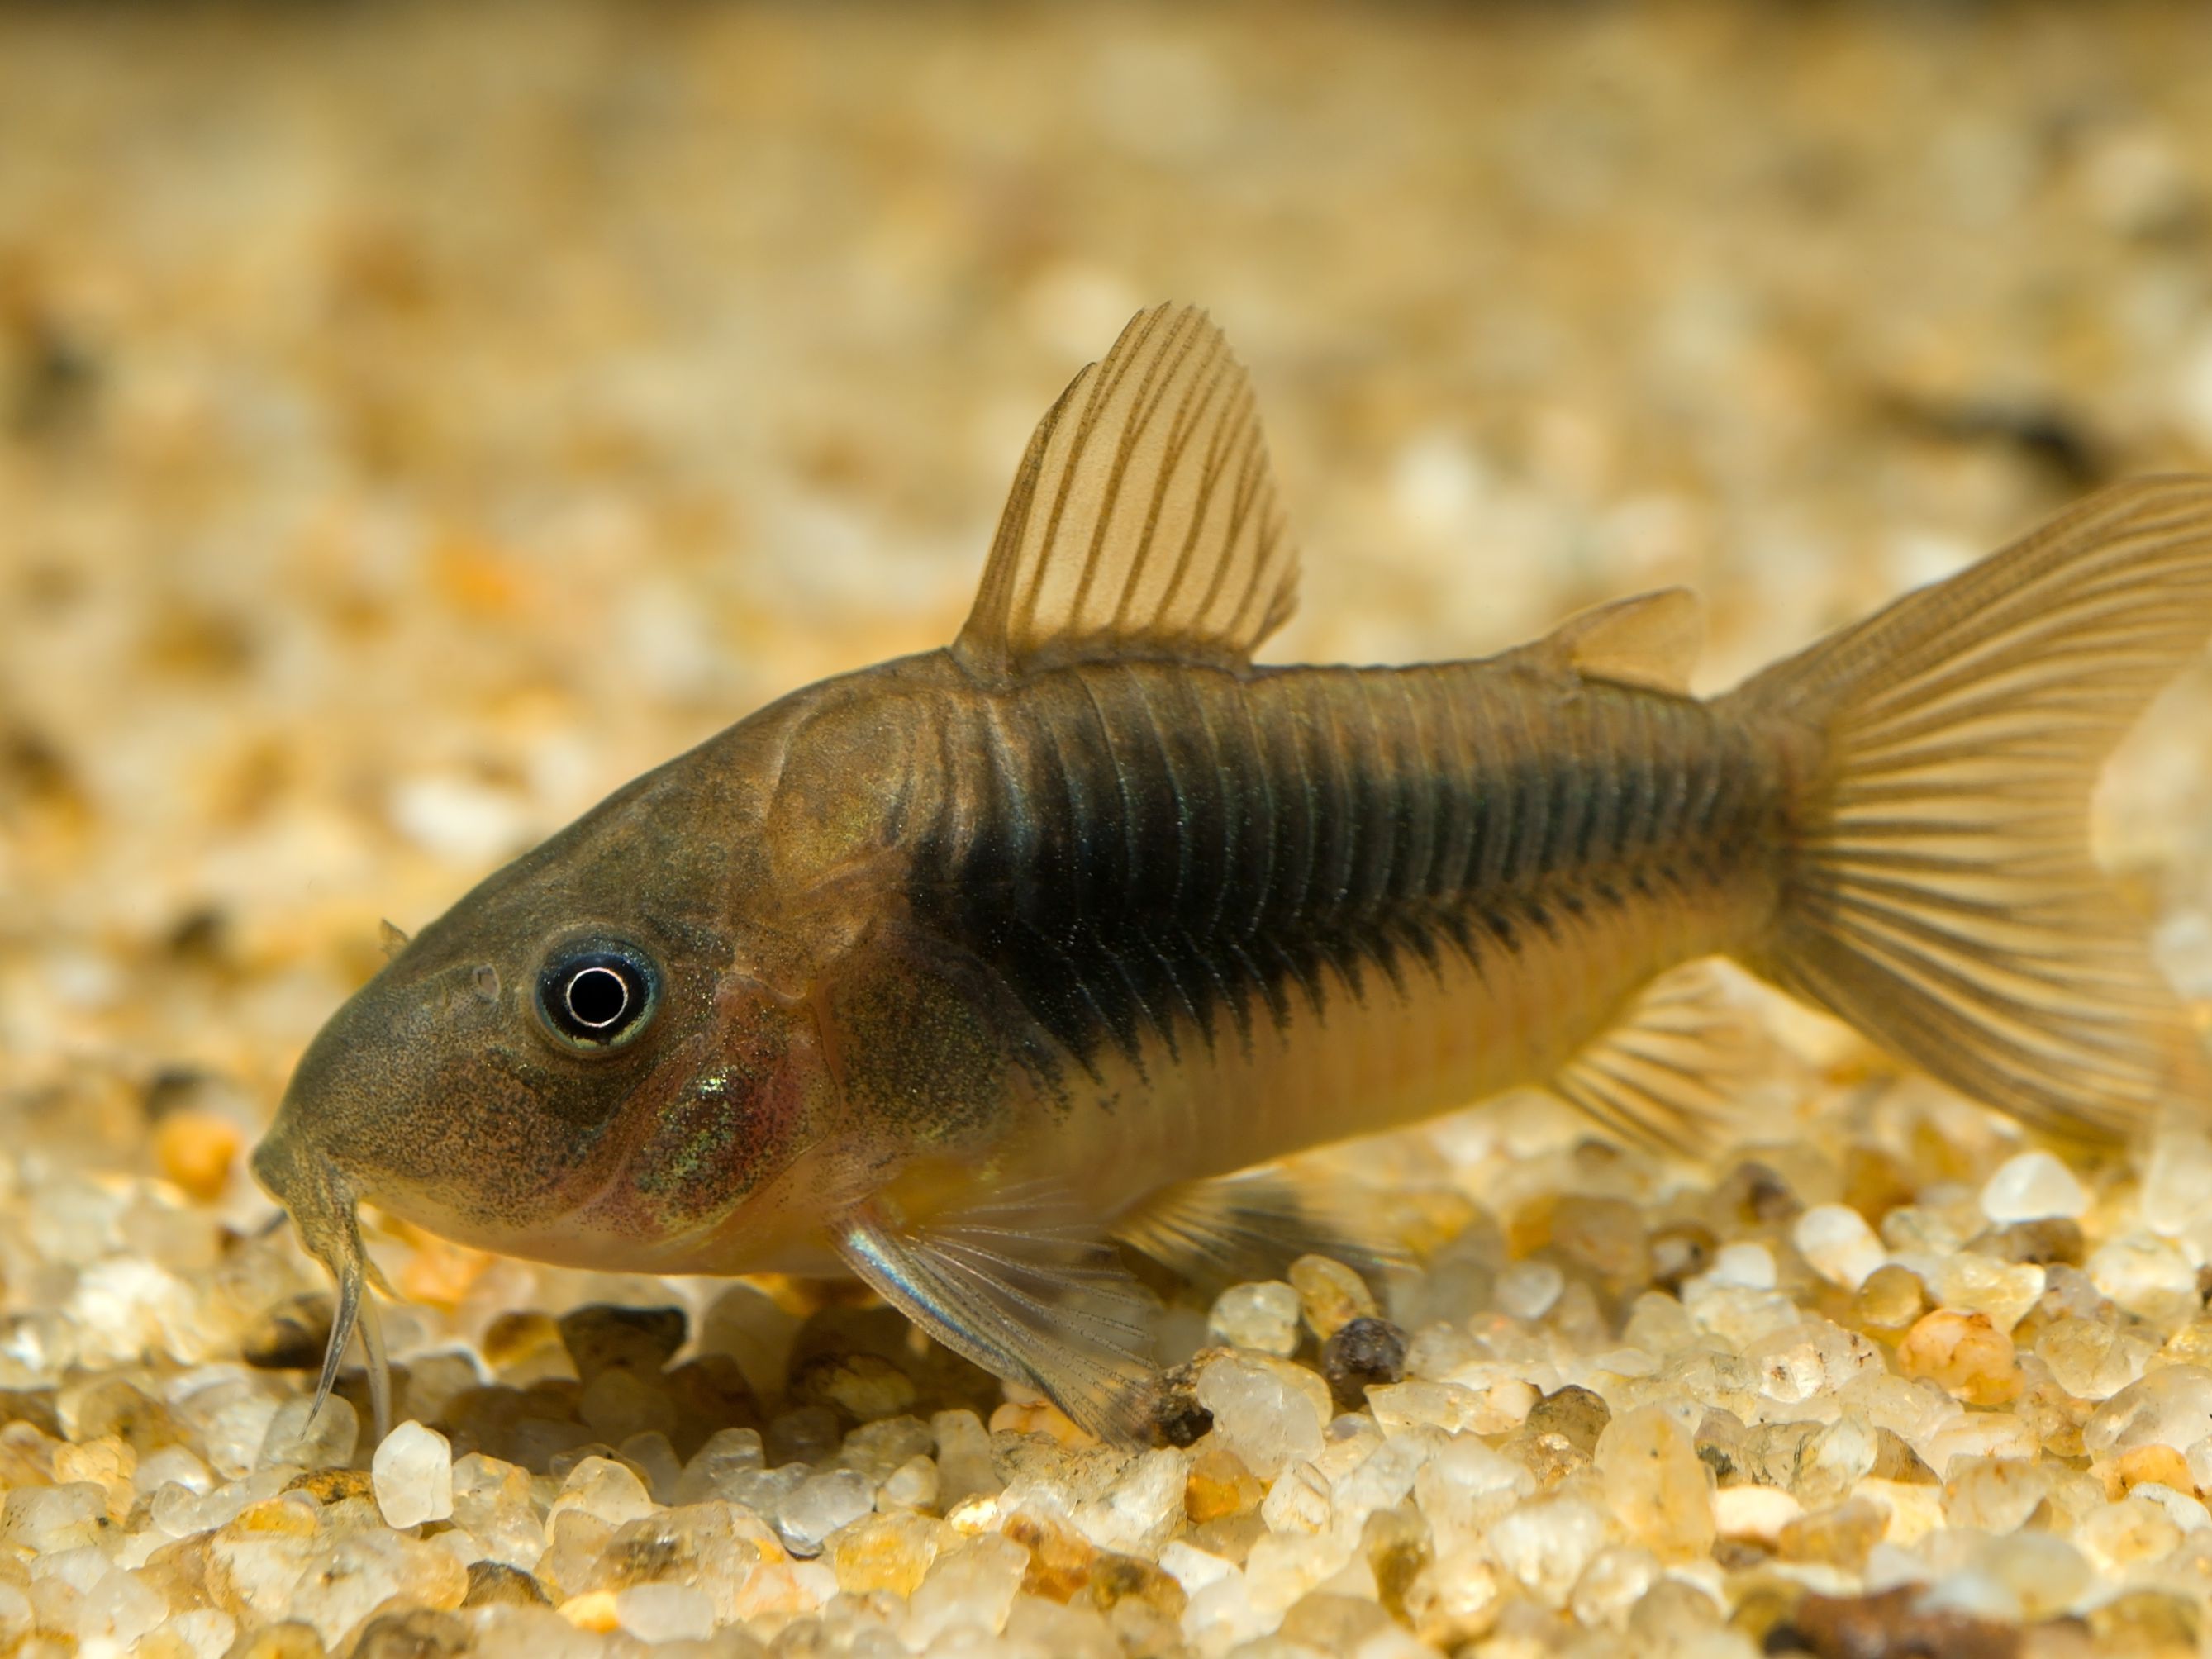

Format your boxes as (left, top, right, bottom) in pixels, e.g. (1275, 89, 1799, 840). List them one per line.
(1552, 958, 1780, 1153)
(1112, 1166, 1405, 1290)
(832, 1185, 1158, 1443)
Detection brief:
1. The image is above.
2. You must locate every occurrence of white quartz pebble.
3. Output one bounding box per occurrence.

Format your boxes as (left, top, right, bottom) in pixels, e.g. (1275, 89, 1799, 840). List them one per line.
(1794, 1203, 1886, 1290)
(1980, 1151, 2087, 1224)
(372, 1420, 454, 1530)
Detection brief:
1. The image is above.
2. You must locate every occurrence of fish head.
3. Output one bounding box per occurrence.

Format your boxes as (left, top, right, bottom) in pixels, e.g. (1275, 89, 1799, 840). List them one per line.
(252, 724, 857, 1300)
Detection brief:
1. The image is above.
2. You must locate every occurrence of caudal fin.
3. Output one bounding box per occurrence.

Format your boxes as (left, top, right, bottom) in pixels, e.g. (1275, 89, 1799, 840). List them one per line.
(1729, 477, 2212, 1143)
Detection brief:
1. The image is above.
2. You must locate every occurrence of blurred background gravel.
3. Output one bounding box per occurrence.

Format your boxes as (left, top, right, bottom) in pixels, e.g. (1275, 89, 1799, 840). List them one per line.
(9, 3, 2212, 1655)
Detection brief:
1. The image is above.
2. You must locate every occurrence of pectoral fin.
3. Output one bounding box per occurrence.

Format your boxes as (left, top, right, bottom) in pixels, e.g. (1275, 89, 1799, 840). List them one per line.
(832, 1186, 1158, 1443)
(1112, 1166, 1404, 1290)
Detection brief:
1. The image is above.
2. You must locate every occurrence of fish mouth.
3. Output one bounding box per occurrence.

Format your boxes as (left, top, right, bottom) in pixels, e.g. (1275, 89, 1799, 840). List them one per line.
(250, 1127, 393, 1442)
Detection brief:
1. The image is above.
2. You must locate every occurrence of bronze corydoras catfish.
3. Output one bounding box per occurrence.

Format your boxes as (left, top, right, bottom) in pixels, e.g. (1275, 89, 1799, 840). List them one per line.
(258, 305, 2212, 1440)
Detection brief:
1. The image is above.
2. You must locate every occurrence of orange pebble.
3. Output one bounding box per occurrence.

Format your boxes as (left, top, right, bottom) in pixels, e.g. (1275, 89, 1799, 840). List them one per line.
(990, 1396, 1092, 1446)
(1896, 1309, 2022, 1405)
(398, 1235, 492, 1309)
(153, 1110, 242, 1203)
(2113, 1443, 2195, 1498)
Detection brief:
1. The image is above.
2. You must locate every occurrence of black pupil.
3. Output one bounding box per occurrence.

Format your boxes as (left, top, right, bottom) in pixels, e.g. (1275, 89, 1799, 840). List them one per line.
(540, 948, 654, 1045)
(564, 965, 631, 1029)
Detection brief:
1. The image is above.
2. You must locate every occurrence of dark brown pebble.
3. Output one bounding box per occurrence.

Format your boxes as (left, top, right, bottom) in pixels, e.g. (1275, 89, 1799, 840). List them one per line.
(283, 1467, 373, 1504)
(1765, 1587, 2019, 1659)
(556, 1304, 687, 1383)
(241, 1295, 335, 1371)
(349, 1606, 471, 1659)
(1321, 1316, 1406, 1411)
(1523, 1383, 1610, 1453)
(0, 1390, 59, 1438)
(462, 1559, 554, 1609)
(1150, 1362, 1213, 1448)
(1649, 1222, 1718, 1293)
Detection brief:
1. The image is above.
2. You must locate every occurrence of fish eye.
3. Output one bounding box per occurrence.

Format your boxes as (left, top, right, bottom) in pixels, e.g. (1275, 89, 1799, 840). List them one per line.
(535, 943, 659, 1053)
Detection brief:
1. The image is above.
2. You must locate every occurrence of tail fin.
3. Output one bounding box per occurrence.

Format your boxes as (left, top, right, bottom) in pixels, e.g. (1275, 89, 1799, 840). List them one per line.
(1728, 477, 2212, 1143)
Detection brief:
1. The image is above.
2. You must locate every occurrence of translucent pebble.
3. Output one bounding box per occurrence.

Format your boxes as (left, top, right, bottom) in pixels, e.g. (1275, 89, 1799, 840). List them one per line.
(1288, 1255, 1377, 1340)
(201, 1393, 283, 1481)
(773, 1469, 873, 1556)
(547, 1455, 656, 1529)
(1978, 1530, 2091, 1622)
(1403, 1548, 1502, 1647)
(1570, 1544, 1661, 1632)
(1242, 1531, 1354, 1616)
(1779, 1497, 1886, 1570)
(1592, 1405, 1715, 1562)
(1073, 1446, 1186, 1557)
(2141, 1128, 2212, 1236)
(930, 1409, 998, 1509)
(1794, 1204, 1886, 1290)
(2036, 1315, 2154, 1401)
(879, 1454, 939, 1512)
(1412, 1437, 1534, 1557)
(1485, 1495, 1606, 1604)
(614, 1582, 716, 1643)
(1714, 1484, 1801, 1543)
(134, 1444, 212, 1500)
(1943, 1455, 2049, 1533)
(1919, 1413, 2039, 1476)
(1194, 1353, 1329, 1480)
(1934, 1253, 2045, 1333)
(835, 1415, 935, 1483)
(616, 1430, 683, 1505)
(1258, 1460, 1332, 1534)
(2076, 1495, 2186, 1571)
(903, 1533, 1027, 1647)
(257, 1396, 358, 1472)
(1158, 1540, 1238, 1595)
(1372, 1373, 1534, 1437)
(1495, 1260, 1565, 1320)
(673, 1426, 766, 1506)
(1680, 1281, 1801, 1348)
(2, 1482, 108, 1552)
(2088, 1233, 2199, 1322)
(1207, 1281, 1301, 1357)
(451, 1453, 545, 1570)
(1980, 1150, 2088, 1223)
(1182, 1568, 1268, 1654)
(372, 1420, 454, 1529)
(1745, 1319, 1881, 1405)
(161, 1608, 237, 1659)
(281, 1528, 469, 1647)
(1710, 1242, 1777, 1290)
(2083, 1366, 2212, 1460)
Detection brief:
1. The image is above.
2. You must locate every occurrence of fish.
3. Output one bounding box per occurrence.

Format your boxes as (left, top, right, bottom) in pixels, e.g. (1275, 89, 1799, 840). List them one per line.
(254, 303, 2212, 1443)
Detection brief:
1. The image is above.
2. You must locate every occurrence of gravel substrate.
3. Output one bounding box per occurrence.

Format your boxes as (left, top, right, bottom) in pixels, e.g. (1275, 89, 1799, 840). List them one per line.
(9, 3, 2212, 1656)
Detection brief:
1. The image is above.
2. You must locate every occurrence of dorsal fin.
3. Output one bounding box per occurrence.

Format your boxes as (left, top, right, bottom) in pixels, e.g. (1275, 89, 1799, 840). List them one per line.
(1529, 587, 1704, 694)
(954, 304, 1297, 678)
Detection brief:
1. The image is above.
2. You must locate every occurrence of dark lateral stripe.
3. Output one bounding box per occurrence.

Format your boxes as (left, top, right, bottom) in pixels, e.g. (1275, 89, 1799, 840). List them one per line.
(909, 660, 1773, 1074)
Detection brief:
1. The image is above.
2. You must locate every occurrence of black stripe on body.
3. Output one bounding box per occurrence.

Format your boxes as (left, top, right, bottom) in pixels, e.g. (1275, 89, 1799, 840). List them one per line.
(908, 658, 1777, 1080)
